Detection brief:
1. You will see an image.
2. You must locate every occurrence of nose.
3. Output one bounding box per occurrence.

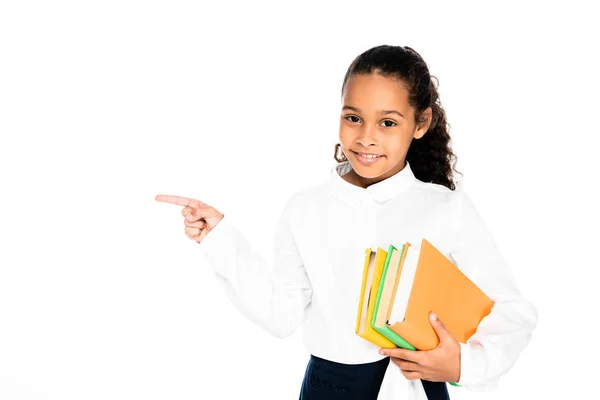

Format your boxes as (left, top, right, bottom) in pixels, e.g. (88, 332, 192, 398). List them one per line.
(356, 123, 378, 147)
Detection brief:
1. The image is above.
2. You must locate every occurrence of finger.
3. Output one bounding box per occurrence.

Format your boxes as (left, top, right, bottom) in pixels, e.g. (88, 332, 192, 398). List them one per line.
(392, 359, 423, 381)
(186, 205, 221, 222)
(391, 357, 420, 372)
(184, 219, 206, 229)
(181, 206, 194, 217)
(380, 348, 421, 364)
(196, 226, 210, 243)
(429, 312, 453, 344)
(156, 194, 205, 208)
(185, 226, 203, 239)
(401, 370, 423, 381)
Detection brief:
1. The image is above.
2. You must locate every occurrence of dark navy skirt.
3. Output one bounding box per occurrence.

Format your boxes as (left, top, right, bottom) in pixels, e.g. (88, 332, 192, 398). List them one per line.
(299, 355, 449, 399)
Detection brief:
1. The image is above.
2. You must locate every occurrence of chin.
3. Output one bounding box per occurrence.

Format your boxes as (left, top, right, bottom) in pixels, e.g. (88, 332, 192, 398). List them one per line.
(349, 162, 385, 179)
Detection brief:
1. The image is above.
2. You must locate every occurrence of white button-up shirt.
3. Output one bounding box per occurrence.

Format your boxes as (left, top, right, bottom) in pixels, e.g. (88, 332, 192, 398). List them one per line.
(199, 160, 538, 399)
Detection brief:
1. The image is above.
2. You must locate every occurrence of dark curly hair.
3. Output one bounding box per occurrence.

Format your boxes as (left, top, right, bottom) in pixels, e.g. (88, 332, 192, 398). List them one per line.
(340, 45, 461, 190)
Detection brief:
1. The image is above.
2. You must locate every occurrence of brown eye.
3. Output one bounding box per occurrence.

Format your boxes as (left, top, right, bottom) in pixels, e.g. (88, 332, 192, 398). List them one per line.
(381, 120, 397, 127)
(345, 115, 360, 123)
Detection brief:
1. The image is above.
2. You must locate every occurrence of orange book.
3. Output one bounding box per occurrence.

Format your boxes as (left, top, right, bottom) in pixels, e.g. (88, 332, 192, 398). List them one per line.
(387, 238, 494, 350)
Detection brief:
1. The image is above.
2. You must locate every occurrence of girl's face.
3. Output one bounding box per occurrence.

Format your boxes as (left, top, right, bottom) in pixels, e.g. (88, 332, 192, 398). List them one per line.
(338, 73, 431, 188)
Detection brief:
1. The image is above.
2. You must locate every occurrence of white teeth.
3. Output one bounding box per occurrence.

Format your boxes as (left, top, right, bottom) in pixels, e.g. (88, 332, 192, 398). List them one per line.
(360, 153, 379, 159)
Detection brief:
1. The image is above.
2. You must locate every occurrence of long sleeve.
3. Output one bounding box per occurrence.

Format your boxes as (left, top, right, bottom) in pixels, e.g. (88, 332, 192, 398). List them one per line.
(197, 196, 313, 339)
(449, 188, 538, 390)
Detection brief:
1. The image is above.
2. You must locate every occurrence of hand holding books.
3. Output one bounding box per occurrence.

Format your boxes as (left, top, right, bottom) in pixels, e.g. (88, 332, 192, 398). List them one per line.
(379, 312, 461, 383)
(355, 239, 494, 386)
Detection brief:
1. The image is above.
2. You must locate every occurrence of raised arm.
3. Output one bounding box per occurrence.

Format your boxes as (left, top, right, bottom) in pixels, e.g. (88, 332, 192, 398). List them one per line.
(156, 193, 313, 339)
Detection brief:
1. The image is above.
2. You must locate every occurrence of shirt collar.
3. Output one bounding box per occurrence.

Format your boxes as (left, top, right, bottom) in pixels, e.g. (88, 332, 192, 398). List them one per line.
(329, 160, 417, 207)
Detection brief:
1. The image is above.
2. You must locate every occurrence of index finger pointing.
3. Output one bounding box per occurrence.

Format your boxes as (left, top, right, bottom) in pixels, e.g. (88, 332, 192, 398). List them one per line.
(155, 194, 205, 207)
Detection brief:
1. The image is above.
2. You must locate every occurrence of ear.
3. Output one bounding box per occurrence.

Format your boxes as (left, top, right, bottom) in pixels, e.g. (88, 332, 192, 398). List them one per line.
(413, 107, 432, 140)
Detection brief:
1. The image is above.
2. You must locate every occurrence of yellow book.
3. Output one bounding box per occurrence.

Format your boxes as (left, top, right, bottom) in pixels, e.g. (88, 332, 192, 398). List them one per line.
(355, 247, 396, 348)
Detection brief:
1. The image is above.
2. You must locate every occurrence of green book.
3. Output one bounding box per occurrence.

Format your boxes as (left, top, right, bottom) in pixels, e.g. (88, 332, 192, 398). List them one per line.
(371, 243, 415, 350)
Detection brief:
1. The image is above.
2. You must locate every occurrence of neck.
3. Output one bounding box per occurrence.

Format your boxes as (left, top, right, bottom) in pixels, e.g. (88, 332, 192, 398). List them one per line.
(342, 160, 407, 189)
(342, 169, 374, 189)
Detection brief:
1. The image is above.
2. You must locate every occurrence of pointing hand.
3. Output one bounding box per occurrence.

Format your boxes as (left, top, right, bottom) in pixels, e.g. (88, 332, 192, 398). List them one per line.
(155, 194, 224, 243)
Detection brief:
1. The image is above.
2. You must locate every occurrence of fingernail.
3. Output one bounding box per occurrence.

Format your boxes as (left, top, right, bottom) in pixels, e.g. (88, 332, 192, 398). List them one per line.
(187, 214, 193, 221)
(430, 312, 438, 321)
(379, 349, 385, 355)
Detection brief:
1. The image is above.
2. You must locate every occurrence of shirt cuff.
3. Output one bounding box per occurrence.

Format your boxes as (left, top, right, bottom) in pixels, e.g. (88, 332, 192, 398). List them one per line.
(457, 342, 476, 386)
(197, 215, 234, 277)
(456, 342, 498, 391)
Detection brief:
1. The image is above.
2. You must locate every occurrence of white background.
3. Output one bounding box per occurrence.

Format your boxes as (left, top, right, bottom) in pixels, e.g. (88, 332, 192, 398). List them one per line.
(1, 1, 598, 399)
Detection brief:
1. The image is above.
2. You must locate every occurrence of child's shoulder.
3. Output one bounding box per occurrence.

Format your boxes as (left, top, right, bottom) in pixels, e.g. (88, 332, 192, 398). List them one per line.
(412, 179, 471, 211)
(414, 179, 454, 194)
(413, 178, 457, 197)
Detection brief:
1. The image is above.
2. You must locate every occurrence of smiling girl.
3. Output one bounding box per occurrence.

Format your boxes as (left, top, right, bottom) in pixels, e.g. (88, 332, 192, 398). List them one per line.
(156, 45, 537, 399)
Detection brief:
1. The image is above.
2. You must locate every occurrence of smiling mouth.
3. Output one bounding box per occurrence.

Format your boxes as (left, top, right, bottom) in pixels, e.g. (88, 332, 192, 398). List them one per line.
(353, 151, 384, 164)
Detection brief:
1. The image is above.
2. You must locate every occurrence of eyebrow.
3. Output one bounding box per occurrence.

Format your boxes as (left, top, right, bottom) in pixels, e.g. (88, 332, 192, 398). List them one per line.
(342, 105, 405, 119)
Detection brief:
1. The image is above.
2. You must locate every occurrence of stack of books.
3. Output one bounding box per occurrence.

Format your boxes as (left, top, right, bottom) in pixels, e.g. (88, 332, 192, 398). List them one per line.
(355, 238, 494, 352)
